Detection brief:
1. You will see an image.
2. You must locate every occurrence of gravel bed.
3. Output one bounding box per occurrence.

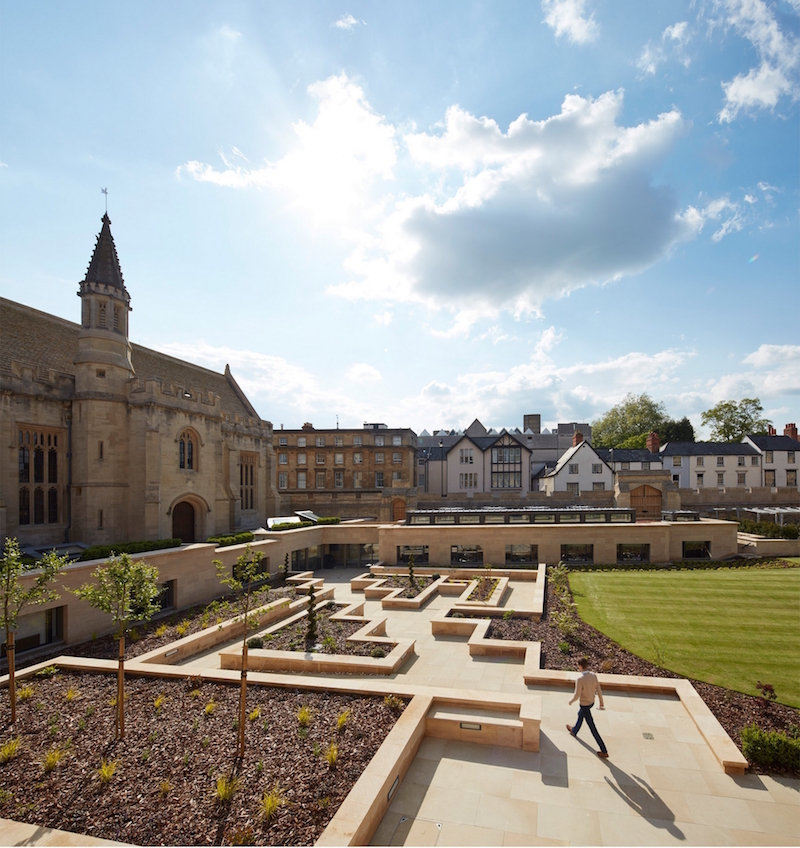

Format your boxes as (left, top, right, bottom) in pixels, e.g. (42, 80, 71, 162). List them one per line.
(0, 671, 404, 845)
(377, 575, 435, 599)
(467, 577, 499, 602)
(260, 604, 391, 657)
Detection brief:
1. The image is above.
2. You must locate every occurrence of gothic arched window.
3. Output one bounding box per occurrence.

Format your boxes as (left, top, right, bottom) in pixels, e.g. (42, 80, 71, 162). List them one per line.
(179, 430, 198, 471)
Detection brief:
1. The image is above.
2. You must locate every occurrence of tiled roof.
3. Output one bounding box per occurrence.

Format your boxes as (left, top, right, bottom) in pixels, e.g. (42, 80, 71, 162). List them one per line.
(595, 449, 661, 462)
(0, 298, 258, 419)
(84, 214, 126, 290)
(660, 441, 760, 456)
(745, 434, 800, 450)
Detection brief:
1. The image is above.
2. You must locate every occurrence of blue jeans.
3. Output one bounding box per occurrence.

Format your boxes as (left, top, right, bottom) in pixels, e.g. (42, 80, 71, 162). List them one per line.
(572, 704, 607, 753)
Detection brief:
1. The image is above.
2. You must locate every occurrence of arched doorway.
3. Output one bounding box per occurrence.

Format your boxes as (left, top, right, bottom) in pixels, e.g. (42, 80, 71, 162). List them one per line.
(630, 485, 662, 519)
(392, 499, 406, 522)
(172, 501, 196, 542)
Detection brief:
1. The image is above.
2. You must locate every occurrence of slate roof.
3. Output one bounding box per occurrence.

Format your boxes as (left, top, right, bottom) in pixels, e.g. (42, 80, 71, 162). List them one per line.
(745, 434, 800, 451)
(84, 214, 126, 290)
(595, 449, 661, 463)
(660, 441, 759, 456)
(0, 297, 259, 420)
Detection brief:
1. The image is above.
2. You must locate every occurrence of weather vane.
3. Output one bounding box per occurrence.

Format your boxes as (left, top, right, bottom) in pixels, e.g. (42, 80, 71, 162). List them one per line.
(101, 187, 108, 213)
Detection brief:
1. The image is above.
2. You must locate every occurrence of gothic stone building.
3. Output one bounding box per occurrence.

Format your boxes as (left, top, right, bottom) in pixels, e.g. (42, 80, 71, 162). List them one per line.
(0, 215, 280, 549)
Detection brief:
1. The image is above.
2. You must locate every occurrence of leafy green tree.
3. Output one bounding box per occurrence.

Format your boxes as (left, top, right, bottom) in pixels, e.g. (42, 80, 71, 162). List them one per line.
(616, 433, 648, 449)
(592, 393, 667, 448)
(660, 416, 695, 443)
(701, 398, 772, 442)
(71, 553, 160, 739)
(215, 545, 267, 759)
(1, 538, 69, 725)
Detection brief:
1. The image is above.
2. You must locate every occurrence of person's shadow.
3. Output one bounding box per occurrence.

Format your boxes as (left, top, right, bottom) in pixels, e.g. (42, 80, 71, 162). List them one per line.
(572, 734, 686, 839)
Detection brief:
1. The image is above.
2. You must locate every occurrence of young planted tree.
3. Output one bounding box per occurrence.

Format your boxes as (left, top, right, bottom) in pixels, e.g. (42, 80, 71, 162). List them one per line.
(1, 538, 69, 725)
(71, 552, 160, 739)
(215, 545, 266, 759)
(305, 583, 318, 647)
(407, 553, 416, 590)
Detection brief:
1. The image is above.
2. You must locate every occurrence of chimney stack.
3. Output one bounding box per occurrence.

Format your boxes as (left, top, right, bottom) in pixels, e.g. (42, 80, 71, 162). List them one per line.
(785, 423, 798, 441)
(572, 431, 584, 447)
(646, 431, 660, 454)
(768, 425, 777, 436)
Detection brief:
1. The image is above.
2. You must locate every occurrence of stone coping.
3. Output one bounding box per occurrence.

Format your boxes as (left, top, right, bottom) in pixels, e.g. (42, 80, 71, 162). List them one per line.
(361, 574, 451, 609)
(218, 599, 416, 676)
(126, 571, 328, 668)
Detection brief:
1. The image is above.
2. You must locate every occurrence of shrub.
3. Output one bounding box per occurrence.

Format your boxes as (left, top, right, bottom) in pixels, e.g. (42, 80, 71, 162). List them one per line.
(206, 532, 255, 547)
(96, 759, 118, 784)
(154, 693, 166, 712)
(159, 780, 171, 798)
(383, 694, 404, 714)
(558, 641, 571, 654)
(738, 519, 799, 540)
(176, 620, 191, 637)
(35, 665, 59, 678)
(741, 724, 800, 771)
(80, 538, 180, 561)
(260, 786, 286, 822)
(18, 685, 34, 701)
(214, 774, 241, 804)
(270, 521, 314, 532)
(42, 746, 65, 774)
(503, 609, 515, 621)
(337, 708, 351, 732)
(370, 647, 386, 659)
(204, 701, 216, 717)
(248, 706, 261, 722)
(316, 517, 341, 525)
(64, 686, 80, 702)
(0, 738, 21, 764)
(325, 740, 338, 767)
(247, 636, 264, 649)
(297, 705, 312, 727)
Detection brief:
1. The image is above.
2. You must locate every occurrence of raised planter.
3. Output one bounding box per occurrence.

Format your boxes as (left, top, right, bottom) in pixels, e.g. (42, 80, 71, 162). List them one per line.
(219, 600, 416, 676)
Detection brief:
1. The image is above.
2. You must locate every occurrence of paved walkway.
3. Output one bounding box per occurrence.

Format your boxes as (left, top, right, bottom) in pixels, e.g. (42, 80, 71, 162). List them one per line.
(184, 568, 800, 846)
(4, 568, 798, 846)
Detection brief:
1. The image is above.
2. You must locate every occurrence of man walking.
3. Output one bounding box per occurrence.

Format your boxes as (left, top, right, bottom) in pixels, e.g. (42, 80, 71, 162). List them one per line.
(567, 656, 609, 758)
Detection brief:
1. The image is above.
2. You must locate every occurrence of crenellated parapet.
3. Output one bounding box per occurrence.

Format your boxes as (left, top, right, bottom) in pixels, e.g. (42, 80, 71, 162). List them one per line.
(1, 361, 76, 399)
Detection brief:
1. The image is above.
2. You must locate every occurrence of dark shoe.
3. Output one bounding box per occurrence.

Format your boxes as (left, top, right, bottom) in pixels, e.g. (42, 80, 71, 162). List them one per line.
(597, 751, 609, 758)
(566, 724, 575, 736)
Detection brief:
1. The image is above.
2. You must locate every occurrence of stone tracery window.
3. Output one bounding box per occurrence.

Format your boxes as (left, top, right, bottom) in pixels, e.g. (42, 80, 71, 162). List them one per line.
(179, 429, 198, 471)
(18, 428, 61, 526)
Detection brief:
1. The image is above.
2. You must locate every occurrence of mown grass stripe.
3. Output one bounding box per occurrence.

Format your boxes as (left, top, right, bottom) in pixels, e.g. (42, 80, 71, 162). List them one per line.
(568, 569, 800, 708)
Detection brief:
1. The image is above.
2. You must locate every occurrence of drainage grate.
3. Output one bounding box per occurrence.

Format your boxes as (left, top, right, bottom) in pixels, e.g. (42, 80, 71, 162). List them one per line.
(642, 732, 655, 740)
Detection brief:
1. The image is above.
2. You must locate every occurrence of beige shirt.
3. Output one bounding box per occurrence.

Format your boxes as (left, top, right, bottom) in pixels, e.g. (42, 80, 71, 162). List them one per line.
(570, 670, 604, 707)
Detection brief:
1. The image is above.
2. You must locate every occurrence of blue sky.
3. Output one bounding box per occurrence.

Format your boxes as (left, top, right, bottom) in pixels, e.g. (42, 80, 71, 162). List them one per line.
(1, 0, 798, 437)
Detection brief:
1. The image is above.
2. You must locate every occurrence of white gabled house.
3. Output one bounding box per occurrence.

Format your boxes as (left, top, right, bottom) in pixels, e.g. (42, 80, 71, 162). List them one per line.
(541, 435, 614, 495)
(658, 442, 761, 489)
(742, 426, 800, 490)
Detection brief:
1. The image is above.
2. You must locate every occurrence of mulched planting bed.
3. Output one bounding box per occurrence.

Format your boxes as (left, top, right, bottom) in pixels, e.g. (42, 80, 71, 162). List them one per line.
(0, 670, 404, 845)
(7, 585, 298, 671)
(467, 577, 499, 602)
(260, 604, 392, 657)
(376, 575, 435, 599)
(484, 583, 800, 777)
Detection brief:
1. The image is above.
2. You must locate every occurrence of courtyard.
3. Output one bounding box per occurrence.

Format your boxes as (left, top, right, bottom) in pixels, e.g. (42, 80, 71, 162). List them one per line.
(1, 565, 798, 846)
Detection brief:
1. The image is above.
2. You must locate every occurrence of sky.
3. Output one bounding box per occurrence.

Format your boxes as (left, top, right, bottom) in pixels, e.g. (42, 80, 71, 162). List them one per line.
(1, 0, 798, 438)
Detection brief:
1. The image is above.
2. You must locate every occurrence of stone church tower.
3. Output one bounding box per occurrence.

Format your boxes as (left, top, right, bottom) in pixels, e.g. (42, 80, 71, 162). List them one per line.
(71, 214, 136, 540)
(1, 215, 280, 549)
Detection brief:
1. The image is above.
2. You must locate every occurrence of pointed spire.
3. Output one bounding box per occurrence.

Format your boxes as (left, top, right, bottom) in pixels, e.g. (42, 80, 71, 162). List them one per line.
(84, 213, 126, 290)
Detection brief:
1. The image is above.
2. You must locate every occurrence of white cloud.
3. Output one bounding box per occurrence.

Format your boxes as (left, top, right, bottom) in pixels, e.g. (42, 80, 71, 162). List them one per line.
(718, 0, 800, 122)
(373, 311, 393, 325)
(219, 25, 242, 41)
(541, 0, 598, 45)
(636, 21, 692, 75)
(347, 363, 383, 383)
(178, 74, 396, 226)
(330, 90, 696, 327)
(332, 14, 364, 30)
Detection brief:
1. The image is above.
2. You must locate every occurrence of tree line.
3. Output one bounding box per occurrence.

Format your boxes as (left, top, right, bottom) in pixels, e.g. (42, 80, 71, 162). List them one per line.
(591, 394, 772, 449)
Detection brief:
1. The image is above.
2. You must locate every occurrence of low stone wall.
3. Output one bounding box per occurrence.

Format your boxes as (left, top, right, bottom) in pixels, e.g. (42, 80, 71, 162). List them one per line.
(737, 533, 800, 557)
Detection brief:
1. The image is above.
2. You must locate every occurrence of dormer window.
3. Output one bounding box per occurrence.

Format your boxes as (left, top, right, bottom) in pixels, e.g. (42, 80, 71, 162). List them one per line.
(179, 430, 197, 470)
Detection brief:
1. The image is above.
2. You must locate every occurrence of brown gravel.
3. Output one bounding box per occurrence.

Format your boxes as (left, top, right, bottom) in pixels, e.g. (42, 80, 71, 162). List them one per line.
(0, 671, 404, 845)
(486, 583, 800, 777)
(467, 578, 499, 602)
(377, 575, 434, 599)
(258, 604, 391, 657)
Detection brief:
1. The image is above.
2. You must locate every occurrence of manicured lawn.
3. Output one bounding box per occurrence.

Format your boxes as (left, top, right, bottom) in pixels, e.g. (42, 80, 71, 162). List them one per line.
(568, 568, 800, 708)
